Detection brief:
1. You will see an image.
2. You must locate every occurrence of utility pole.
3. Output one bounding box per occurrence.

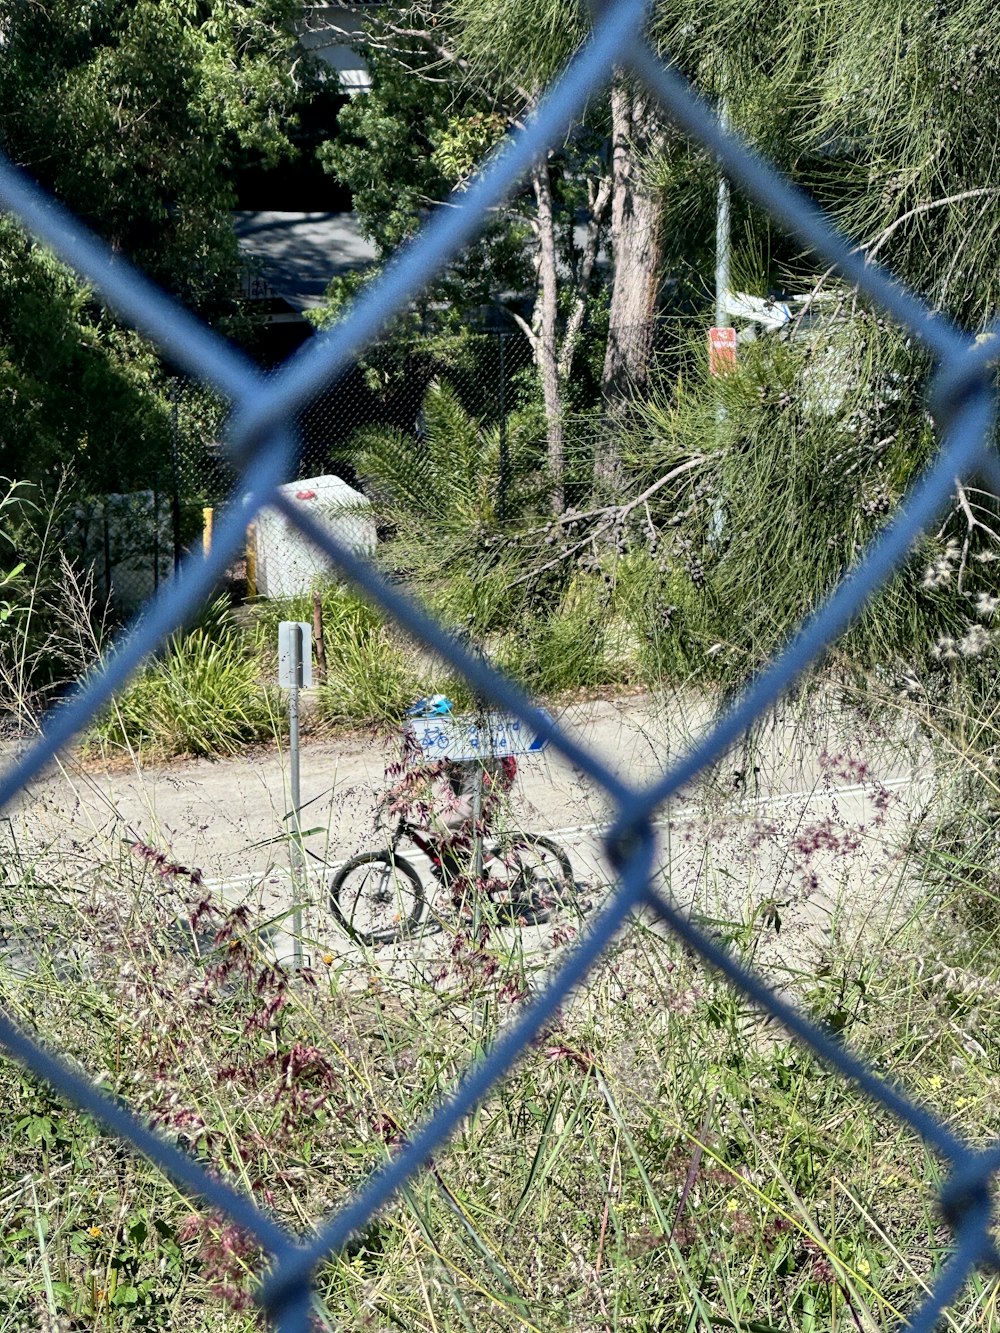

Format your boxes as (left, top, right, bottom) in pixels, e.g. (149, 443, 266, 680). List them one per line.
(715, 100, 731, 333)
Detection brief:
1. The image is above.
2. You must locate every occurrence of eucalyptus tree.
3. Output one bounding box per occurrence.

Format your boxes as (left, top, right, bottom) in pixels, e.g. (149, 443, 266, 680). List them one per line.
(380, 0, 745, 496)
(315, 0, 609, 513)
(321, 0, 1000, 508)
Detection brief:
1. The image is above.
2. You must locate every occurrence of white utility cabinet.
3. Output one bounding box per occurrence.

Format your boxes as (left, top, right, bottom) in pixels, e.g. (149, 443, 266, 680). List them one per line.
(255, 475, 375, 599)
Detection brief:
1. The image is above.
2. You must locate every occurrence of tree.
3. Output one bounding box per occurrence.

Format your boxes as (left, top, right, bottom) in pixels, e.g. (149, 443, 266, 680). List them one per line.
(801, 0, 1000, 323)
(316, 43, 532, 328)
(595, 74, 668, 487)
(0, 0, 303, 311)
(0, 0, 305, 493)
(313, 1, 615, 511)
(0, 218, 171, 493)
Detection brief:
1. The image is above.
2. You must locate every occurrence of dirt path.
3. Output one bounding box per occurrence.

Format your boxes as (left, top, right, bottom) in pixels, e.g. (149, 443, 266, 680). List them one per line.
(3, 691, 932, 972)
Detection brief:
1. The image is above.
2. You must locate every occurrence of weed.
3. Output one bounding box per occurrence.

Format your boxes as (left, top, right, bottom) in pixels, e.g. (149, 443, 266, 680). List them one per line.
(1, 743, 994, 1333)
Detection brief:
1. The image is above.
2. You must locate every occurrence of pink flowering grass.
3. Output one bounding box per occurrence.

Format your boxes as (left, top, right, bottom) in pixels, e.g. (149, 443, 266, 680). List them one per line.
(2, 742, 998, 1332)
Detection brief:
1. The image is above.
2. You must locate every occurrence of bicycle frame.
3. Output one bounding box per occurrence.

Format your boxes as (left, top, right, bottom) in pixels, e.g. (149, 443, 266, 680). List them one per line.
(388, 818, 473, 887)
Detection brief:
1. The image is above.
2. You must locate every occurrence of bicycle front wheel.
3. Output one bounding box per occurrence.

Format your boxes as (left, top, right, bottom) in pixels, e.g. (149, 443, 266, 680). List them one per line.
(485, 834, 574, 924)
(329, 852, 424, 946)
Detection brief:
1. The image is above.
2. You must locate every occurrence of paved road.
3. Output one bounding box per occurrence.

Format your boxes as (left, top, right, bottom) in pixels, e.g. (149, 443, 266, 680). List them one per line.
(3, 693, 931, 973)
(233, 211, 377, 310)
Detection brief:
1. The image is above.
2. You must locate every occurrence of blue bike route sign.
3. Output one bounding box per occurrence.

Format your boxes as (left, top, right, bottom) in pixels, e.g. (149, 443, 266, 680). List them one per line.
(406, 711, 552, 761)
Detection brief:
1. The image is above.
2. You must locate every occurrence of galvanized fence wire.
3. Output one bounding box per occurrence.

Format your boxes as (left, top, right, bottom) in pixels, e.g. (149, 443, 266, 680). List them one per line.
(1, 0, 999, 1326)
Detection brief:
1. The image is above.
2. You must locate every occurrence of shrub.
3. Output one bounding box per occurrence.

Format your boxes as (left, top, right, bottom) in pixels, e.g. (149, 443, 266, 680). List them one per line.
(496, 572, 633, 695)
(618, 311, 984, 687)
(86, 599, 277, 759)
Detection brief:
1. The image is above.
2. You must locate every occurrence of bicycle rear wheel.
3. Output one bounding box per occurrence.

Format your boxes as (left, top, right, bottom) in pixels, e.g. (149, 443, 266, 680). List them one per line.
(329, 851, 424, 946)
(485, 834, 574, 924)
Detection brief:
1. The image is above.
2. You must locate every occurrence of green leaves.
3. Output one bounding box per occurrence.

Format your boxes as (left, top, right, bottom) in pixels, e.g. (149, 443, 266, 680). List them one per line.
(352, 377, 542, 533)
(0, 221, 172, 490)
(86, 597, 278, 757)
(432, 112, 508, 186)
(0, 0, 299, 305)
(446, 0, 589, 97)
(0, 478, 34, 624)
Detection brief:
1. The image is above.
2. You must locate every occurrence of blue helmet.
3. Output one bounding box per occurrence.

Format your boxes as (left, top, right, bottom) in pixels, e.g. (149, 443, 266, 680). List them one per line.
(406, 694, 453, 718)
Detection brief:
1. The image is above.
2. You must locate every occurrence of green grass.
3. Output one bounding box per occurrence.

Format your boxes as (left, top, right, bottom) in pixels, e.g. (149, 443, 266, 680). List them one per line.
(253, 581, 424, 725)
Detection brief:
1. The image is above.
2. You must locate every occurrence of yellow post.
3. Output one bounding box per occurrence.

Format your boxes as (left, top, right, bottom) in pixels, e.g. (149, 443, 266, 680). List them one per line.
(245, 523, 257, 600)
(202, 506, 213, 555)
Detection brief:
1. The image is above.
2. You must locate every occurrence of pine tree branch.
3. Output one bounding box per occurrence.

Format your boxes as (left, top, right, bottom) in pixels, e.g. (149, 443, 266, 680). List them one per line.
(863, 188, 1000, 263)
(509, 456, 706, 587)
(799, 188, 1000, 313)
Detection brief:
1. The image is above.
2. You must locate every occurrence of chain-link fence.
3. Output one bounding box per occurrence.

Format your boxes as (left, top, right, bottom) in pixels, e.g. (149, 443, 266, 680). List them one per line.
(54, 314, 666, 612)
(2, 2, 999, 1330)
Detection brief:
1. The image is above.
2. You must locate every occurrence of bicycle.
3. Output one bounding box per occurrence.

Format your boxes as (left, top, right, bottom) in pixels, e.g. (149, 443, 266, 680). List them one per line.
(328, 818, 576, 947)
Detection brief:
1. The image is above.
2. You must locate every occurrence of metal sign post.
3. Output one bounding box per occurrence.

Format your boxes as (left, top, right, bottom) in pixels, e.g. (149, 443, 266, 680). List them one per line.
(278, 621, 312, 968)
(471, 764, 485, 883)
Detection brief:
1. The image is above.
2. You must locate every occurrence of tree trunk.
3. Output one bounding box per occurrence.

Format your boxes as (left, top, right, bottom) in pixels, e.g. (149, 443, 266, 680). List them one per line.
(532, 159, 565, 514)
(598, 76, 666, 487)
(559, 173, 611, 381)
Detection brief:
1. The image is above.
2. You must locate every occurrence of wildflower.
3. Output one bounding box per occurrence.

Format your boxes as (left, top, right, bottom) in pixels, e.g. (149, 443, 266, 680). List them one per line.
(87, 1225, 103, 1239)
(959, 623, 991, 657)
(899, 670, 923, 697)
(974, 592, 1000, 617)
(321, 953, 334, 966)
(725, 1198, 740, 1213)
(856, 1256, 871, 1276)
(923, 539, 961, 590)
(927, 1074, 943, 1091)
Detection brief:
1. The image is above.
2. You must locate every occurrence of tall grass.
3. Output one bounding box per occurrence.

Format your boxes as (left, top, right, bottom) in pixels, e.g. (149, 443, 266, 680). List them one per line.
(85, 598, 278, 760)
(254, 581, 423, 725)
(0, 815, 993, 1331)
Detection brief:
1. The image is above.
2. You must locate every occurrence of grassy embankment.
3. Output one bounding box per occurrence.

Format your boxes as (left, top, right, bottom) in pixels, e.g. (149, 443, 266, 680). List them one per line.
(4, 317, 1000, 1328)
(3, 752, 1000, 1330)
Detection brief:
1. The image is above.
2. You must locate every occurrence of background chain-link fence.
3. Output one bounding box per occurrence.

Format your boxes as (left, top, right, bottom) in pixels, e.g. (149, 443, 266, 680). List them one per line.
(2, 1, 999, 1330)
(158, 317, 690, 608)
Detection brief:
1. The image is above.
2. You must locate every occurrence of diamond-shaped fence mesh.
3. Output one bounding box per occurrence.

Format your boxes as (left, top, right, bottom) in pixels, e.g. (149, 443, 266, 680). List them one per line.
(2, 1, 999, 1328)
(168, 321, 677, 598)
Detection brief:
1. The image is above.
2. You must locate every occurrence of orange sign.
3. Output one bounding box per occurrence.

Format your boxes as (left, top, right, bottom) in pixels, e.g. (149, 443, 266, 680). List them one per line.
(709, 325, 737, 376)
